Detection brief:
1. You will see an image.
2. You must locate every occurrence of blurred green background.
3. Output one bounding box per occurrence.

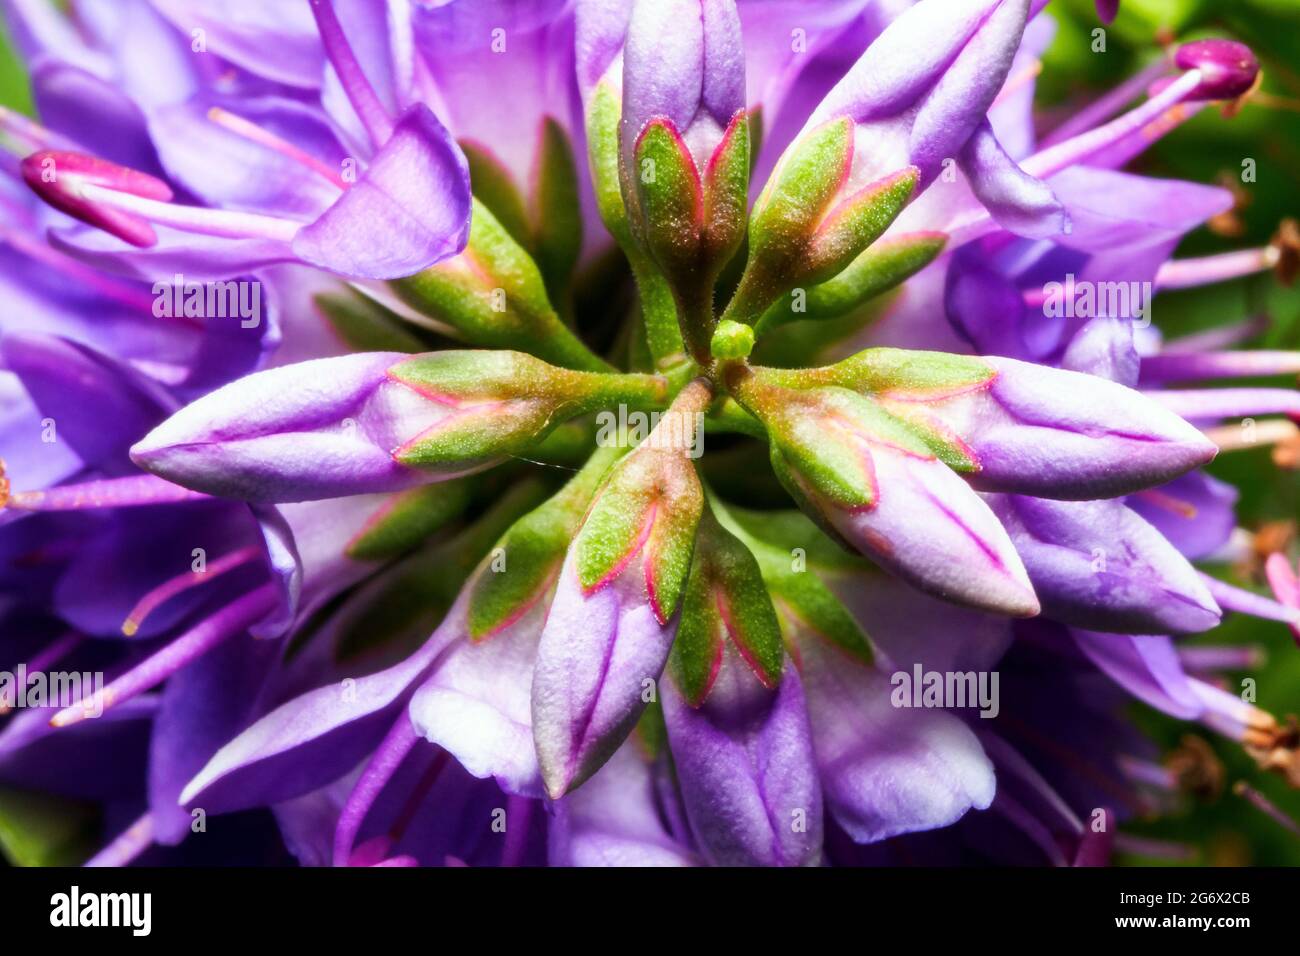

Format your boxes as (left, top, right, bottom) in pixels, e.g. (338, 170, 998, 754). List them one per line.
(0, 0, 1296, 866)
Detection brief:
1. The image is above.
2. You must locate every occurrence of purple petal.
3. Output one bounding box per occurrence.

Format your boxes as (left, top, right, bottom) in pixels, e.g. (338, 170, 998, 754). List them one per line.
(130, 352, 452, 502)
(549, 741, 695, 866)
(148, 0, 325, 89)
(959, 120, 1065, 238)
(178, 598, 467, 812)
(662, 650, 823, 866)
(990, 495, 1221, 634)
(292, 105, 471, 280)
(1071, 630, 1204, 719)
(531, 549, 678, 798)
(794, 629, 995, 843)
(824, 441, 1040, 617)
(1, 331, 173, 473)
(409, 599, 548, 798)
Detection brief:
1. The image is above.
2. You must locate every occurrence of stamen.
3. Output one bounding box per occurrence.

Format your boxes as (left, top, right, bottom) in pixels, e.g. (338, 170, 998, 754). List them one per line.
(0, 105, 79, 154)
(1140, 349, 1300, 385)
(49, 584, 278, 728)
(1173, 40, 1261, 102)
(0, 222, 162, 314)
(1042, 57, 1173, 147)
(207, 107, 348, 189)
(1112, 834, 1197, 862)
(1118, 755, 1177, 791)
(1179, 644, 1266, 673)
(1161, 314, 1270, 354)
(21, 150, 174, 247)
(121, 545, 264, 637)
(1234, 781, 1300, 836)
(1156, 247, 1279, 290)
(1165, 735, 1225, 799)
(0, 631, 83, 714)
(1199, 573, 1298, 627)
(3, 474, 210, 512)
(1131, 488, 1198, 519)
(1263, 553, 1300, 643)
(1202, 418, 1298, 453)
(83, 812, 154, 867)
(333, 714, 419, 867)
(1147, 387, 1300, 421)
(308, 0, 394, 150)
(991, 59, 1042, 109)
(1023, 71, 1205, 180)
(78, 183, 302, 242)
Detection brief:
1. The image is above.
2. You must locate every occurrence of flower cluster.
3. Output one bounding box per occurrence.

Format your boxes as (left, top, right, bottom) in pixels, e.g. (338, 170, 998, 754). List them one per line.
(0, 0, 1297, 867)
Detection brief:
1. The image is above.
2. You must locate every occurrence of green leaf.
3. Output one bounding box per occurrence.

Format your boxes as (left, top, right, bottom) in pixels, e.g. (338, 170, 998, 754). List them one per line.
(344, 480, 474, 561)
(462, 140, 532, 250)
(313, 290, 430, 353)
(0, 786, 96, 867)
(532, 118, 584, 306)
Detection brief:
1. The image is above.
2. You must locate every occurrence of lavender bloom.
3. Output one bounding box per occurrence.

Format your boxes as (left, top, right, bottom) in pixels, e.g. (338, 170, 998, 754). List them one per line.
(2, 0, 1298, 872)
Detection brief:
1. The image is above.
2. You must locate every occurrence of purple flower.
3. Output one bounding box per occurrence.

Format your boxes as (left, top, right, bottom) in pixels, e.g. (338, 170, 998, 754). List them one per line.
(1, 0, 1296, 872)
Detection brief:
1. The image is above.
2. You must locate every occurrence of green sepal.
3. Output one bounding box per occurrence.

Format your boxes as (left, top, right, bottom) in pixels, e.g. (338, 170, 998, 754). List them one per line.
(313, 290, 429, 353)
(532, 117, 584, 305)
(803, 167, 917, 283)
(820, 346, 997, 399)
(701, 110, 750, 268)
(750, 116, 853, 255)
(389, 199, 609, 372)
(632, 118, 703, 281)
(344, 479, 474, 561)
(388, 350, 667, 471)
(467, 446, 624, 640)
(721, 117, 853, 324)
(669, 508, 784, 706)
(573, 382, 711, 623)
(713, 502, 874, 666)
(759, 231, 948, 331)
(462, 140, 532, 250)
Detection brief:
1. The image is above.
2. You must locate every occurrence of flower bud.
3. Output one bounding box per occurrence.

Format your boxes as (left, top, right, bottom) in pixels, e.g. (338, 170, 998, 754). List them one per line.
(729, 371, 1039, 617)
(132, 350, 667, 502)
(818, 349, 1219, 499)
(989, 495, 1221, 635)
(531, 380, 712, 797)
(618, 0, 749, 361)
